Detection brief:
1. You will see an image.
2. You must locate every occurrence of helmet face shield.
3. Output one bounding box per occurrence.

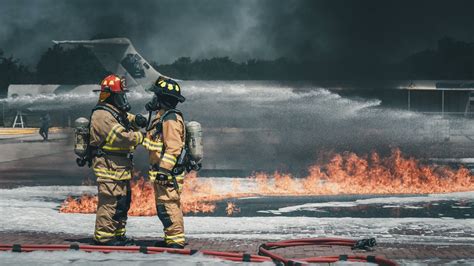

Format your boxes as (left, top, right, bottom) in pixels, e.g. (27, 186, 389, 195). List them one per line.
(113, 92, 131, 112)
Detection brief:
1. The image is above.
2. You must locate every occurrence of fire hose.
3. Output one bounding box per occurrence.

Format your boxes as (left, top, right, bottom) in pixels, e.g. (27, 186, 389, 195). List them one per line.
(258, 238, 397, 266)
(0, 237, 398, 265)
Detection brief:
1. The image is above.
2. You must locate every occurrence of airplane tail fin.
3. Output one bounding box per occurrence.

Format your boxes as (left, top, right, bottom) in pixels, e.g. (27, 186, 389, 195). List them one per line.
(53, 38, 166, 90)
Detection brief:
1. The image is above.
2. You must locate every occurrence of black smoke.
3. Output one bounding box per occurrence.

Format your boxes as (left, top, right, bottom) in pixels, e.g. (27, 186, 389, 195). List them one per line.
(1, 0, 474, 66)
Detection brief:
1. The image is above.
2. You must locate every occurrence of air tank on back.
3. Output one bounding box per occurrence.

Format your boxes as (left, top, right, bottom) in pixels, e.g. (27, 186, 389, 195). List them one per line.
(185, 121, 203, 163)
(74, 117, 90, 158)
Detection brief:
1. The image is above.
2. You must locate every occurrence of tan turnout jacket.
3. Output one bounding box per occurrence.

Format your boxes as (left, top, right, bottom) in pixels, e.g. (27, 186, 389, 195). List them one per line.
(90, 103, 144, 182)
(143, 108, 186, 247)
(143, 109, 185, 181)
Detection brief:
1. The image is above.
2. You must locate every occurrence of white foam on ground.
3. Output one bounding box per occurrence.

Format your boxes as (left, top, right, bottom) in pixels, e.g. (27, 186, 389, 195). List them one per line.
(0, 186, 473, 245)
(397, 259, 474, 265)
(0, 250, 272, 266)
(0, 250, 375, 265)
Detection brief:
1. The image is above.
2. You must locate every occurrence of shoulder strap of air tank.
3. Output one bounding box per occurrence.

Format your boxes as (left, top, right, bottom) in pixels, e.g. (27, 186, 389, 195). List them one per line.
(153, 109, 184, 138)
(92, 104, 121, 123)
(92, 104, 128, 129)
(89, 104, 128, 153)
(159, 109, 183, 123)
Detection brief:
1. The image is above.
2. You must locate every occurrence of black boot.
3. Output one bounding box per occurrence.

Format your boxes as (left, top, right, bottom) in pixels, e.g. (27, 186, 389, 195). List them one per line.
(93, 236, 135, 246)
(93, 239, 127, 246)
(115, 235, 136, 246)
(166, 243, 184, 249)
(153, 240, 184, 249)
(153, 239, 167, 247)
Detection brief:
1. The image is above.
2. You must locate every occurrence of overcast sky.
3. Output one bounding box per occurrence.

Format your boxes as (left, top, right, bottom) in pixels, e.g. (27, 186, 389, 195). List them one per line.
(1, 0, 474, 66)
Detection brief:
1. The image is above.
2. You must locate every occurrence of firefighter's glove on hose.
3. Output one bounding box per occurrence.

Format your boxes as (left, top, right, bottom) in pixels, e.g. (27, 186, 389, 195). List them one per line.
(134, 114, 148, 128)
(155, 171, 171, 186)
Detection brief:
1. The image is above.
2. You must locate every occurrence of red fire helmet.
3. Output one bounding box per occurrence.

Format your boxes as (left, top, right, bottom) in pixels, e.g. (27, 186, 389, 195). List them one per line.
(96, 74, 128, 93)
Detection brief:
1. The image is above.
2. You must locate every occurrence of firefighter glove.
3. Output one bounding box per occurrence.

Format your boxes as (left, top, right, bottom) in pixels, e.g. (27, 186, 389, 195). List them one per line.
(155, 171, 171, 186)
(134, 114, 148, 128)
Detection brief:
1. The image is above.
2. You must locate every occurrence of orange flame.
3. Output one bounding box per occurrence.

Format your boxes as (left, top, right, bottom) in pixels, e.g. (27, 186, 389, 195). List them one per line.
(60, 149, 474, 216)
(226, 202, 240, 216)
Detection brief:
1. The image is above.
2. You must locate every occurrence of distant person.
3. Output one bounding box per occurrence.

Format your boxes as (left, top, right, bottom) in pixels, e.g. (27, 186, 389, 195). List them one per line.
(39, 113, 51, 141)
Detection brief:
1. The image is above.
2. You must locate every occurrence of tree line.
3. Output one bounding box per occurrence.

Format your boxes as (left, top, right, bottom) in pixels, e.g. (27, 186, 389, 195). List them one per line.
(157, 37, 474, 81)
(0, 45, 108, 97)
(1, 36, 474, 97)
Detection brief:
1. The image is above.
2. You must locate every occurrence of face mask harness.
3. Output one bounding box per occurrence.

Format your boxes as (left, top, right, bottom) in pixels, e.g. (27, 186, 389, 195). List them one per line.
(113, 92, 131, 112)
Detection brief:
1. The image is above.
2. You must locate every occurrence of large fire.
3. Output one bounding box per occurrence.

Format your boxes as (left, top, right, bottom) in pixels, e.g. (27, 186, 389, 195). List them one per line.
(60, 149, 474, 216)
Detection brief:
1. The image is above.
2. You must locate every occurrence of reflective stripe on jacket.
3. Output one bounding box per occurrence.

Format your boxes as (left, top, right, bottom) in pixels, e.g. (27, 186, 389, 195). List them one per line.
(89, 103, 143, 181)
(144, 109, 185, 173)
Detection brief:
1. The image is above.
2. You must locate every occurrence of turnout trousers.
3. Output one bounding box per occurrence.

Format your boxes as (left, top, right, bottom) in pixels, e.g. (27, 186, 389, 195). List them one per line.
(94, 180, 131, 243)
(154, 182, 185, 246)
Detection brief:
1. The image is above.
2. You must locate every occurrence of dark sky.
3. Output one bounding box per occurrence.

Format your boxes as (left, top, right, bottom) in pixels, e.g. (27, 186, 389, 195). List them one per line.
(1, 0, 474, 65)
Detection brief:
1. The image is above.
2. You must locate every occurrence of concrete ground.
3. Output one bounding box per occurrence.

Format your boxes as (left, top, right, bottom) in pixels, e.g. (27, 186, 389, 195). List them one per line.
(0, 231, 473, 265)
(0, 129, 473, 265)
(0, 129, 70, 163)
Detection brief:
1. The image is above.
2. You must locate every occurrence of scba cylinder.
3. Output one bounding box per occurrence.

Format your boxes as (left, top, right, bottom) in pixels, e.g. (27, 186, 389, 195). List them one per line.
(185, 121, 203, 163)
(74, 117, 90, 157)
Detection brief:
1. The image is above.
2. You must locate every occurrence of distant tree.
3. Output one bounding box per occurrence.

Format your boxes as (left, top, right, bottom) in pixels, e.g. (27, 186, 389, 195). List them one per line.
(173, 57, 192, 78)
(6, 36, 474, 86)
(0, 49, 34, 97)
(156, 56, 303, 80)
(36, 44, 108, 84)
(396, 37, 474, 80)
(154, 57, 194, 79)
(192, 57, 240, 79)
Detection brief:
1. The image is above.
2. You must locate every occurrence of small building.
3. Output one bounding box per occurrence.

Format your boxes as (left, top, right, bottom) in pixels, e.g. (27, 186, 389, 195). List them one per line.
(404, 80, 474, 116)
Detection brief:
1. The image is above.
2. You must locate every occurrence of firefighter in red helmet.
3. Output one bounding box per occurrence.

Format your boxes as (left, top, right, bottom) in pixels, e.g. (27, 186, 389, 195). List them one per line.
(89, 74, 147, 245)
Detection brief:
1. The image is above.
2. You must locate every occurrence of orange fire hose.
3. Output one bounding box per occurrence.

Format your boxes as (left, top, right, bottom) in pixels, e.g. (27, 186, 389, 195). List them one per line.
(0, 237, 398, 265)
